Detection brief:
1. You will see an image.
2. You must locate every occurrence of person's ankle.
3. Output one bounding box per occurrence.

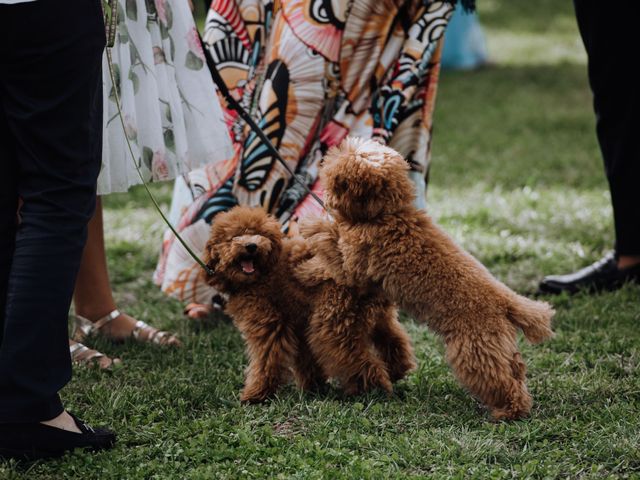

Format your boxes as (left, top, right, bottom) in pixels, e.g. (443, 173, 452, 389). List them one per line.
(40, 411, 82, 433)
(74, 305, 118, 323)
(617, 254, 640, 270)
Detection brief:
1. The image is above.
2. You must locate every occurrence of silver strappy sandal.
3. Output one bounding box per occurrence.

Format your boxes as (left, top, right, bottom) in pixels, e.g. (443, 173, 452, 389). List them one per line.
(69, 340, 120, 370)
(73, 309, 181, 346)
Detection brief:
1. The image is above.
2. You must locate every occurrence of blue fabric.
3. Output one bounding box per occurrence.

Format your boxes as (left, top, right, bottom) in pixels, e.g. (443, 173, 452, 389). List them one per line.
(441, 7, 488, 70)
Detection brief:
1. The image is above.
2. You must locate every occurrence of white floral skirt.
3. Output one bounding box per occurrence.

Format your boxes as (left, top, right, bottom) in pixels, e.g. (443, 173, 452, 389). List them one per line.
(99, 0, 233, 195)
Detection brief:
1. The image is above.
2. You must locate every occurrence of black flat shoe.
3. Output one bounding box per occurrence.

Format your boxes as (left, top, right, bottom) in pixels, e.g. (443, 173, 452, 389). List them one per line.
(0, 412, 116, 460)
(539, 251, 640, 295)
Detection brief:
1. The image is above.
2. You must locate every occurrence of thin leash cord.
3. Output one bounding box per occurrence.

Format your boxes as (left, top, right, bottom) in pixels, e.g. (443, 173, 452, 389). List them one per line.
(105, 47, 214, 277)
(197, 32, 326, 211)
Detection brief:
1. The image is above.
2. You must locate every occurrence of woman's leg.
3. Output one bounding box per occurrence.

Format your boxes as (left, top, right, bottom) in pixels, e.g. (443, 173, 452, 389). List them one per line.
(73, 198, 180, 345)
(73, 198, 118, 324)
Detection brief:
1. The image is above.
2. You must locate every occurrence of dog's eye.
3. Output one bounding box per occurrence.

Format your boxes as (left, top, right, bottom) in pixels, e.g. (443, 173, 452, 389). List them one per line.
(333, 176, 349, 193)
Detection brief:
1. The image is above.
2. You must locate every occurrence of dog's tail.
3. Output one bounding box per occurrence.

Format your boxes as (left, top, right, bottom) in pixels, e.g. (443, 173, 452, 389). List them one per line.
(507, 295, 555, 344)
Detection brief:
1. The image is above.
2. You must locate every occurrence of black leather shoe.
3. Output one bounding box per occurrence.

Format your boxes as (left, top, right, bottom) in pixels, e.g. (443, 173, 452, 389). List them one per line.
(539, 251, 640, 294)
(0, 413, 116, 460)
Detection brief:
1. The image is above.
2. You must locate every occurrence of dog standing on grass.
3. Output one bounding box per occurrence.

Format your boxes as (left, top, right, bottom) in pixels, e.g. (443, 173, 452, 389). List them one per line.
(204, 206, 325, 403)
(205, 205, 416, 400)
(295, 219, 416, 395)
(300, 137, 555, 420)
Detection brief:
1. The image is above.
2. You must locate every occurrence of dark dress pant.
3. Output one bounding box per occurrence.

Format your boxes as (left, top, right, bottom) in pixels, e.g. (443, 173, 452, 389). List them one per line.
(574, 0, 640, 255)
(0, 0, 105, 422)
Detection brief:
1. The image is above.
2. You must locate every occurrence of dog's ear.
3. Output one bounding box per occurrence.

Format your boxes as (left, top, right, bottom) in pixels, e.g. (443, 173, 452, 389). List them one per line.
(204, 242, 219, 273)
(331, 175, 349, 195)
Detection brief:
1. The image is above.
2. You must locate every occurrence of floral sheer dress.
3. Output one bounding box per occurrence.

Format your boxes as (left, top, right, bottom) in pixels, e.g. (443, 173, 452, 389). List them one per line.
(99, 0, 233, 195)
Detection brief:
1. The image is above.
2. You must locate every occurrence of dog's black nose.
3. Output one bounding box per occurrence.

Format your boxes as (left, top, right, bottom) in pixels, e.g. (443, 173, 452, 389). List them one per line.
(245, 243, 257, 253)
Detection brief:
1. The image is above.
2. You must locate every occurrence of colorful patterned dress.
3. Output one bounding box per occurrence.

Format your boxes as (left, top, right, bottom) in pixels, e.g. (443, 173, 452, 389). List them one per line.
(154, 0, 455, 304)
(99, 0, 233, 195)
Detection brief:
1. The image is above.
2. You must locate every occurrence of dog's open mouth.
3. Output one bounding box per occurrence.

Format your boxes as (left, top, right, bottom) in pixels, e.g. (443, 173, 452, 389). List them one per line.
(239, 256, 256, 275)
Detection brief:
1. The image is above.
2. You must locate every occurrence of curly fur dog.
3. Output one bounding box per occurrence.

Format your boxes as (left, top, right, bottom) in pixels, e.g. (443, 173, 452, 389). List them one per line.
(294, 228, 416, 394)
(299, 137, 555, 420)
(204, 206, 325, 403)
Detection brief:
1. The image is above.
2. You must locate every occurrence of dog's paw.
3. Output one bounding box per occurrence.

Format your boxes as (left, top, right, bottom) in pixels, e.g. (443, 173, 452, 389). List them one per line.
(388, 358, 417, 383)
(342, 365, 393, 396)
(374, 375, 394, 395)
(293, 367, 328, 392)
(341, 381, 362, 396)
(297, 376, 329, 394)
(299, 216, 333, 239)
(489, 404, 531, 422)
(240, 385, 275, 404)
(487, 382, 533, 422)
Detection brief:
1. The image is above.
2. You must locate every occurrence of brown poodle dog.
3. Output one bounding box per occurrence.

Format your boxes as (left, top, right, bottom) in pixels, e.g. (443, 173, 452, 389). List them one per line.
(299, 137, 555, 420)
(204, 206, 324, 403)
(295, 219, 416, 395)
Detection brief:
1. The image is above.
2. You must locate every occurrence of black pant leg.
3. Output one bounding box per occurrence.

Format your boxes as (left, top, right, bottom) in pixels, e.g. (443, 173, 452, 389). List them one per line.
(0, 93, 19, 346)
(0, 0, 105, 423)
(574, 0, 640, 255)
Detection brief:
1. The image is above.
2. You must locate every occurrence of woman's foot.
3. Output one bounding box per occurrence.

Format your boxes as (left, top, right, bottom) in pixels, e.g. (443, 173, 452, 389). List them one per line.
(184, 303, 214, 320)
(41, 410, 82, 433)
(184, 295, 226, 320)
(69, 340, 121, 370)
(73, 309, 181, 347)
(0, 411, 116, 460)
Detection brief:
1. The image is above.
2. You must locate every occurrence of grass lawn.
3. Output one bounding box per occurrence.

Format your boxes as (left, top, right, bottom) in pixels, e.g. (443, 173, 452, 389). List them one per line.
(3, 1, 639, 478)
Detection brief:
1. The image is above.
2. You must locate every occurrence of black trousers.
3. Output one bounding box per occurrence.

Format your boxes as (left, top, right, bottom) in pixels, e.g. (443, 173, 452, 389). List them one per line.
(574, 0, 640, 256)
(0, 0, 105, 422)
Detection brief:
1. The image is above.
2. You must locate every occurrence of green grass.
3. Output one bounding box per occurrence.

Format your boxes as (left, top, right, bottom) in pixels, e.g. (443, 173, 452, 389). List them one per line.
(3, 2, 640, 478)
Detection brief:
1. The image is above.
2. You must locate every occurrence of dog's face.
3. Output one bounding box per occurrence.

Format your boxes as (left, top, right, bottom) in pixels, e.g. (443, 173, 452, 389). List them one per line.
(204, 206, 283, 288)
(320, 137, 416, 222)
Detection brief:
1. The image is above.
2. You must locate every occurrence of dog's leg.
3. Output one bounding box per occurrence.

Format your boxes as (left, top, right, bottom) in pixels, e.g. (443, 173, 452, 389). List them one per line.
(372, 308, 416, 383)
(292, 331, 327, 392)
(308, 285, 393, 395)
(238, 308, 298, 404)
(443, 325, 532, 421)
